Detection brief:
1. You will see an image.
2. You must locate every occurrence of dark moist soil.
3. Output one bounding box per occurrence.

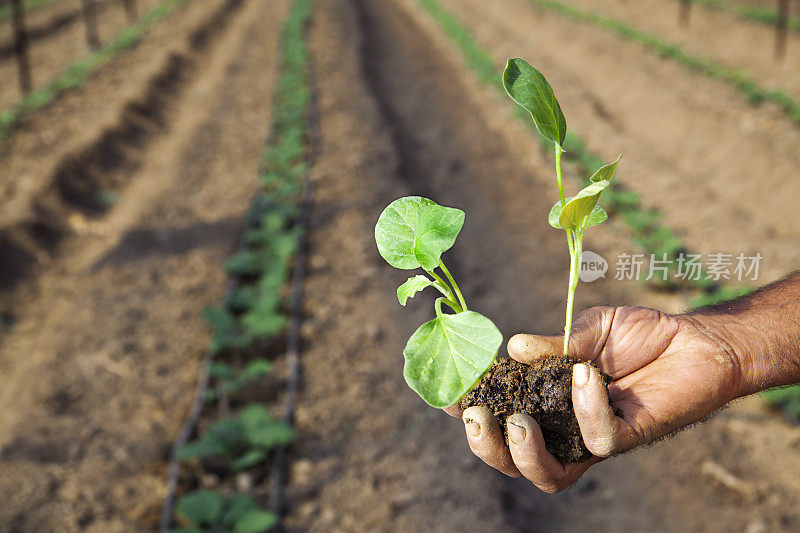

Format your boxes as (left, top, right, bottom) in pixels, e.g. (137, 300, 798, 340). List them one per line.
(459, 356, 610, 463)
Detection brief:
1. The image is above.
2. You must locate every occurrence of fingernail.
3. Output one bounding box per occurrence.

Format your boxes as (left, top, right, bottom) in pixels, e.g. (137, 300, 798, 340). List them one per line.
(464, 418, 481, 438)
(507, 419, 526, 445)
(573, 363, 590, 387)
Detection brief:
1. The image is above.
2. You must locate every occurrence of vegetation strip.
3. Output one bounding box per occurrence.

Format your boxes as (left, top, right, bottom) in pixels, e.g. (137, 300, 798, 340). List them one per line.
(527, 0, 800, 125)
(679, 0, 800, 32)
(0, 0, 62, 22)
(0, 0, 192, 138)
(414, 0, 800, 414)
(417, 0, 742, 302)
(160, 0, 315, 530)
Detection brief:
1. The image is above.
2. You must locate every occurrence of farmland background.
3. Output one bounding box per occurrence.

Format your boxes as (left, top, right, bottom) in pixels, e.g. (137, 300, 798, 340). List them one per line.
(1, 0, 799, 531)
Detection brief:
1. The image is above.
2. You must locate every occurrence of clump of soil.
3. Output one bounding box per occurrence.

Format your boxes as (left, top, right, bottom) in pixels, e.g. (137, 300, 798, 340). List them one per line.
(459, 356, 610, 463)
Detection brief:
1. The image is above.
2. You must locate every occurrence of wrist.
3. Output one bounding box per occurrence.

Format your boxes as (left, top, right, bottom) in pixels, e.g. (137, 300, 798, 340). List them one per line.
(681, 311, 756, 400)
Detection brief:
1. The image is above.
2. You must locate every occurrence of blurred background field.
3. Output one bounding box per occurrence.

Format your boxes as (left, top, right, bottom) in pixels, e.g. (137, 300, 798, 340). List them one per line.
(0, 0, 799, 531)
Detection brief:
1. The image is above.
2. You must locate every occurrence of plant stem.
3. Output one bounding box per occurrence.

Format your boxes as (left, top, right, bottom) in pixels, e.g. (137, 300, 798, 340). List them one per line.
(555, 143, 574, 255)
(442, 298, 462, 313)
(555, 143, 566, 205)
(563, 229, 583, 356)
(439, 260, 468, 311)
(428, 269, 457, 305)
(434, 297, 463, 318)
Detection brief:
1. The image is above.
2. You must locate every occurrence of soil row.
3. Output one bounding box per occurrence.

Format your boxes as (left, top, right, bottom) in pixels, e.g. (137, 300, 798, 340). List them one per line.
(281, 0, 800, 531)
(0, 0, 291, 529)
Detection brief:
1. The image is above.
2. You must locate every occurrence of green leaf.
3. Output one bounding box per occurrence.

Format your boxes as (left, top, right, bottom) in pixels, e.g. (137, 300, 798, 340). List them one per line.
(503, 58, 567, 148)
(559, 180, 611, 231)
(551, 155, 621, 231)
(397, 275, 446, 306)
(375, 196, 465, 270)
(209, 362, 236, 380)
(403, 311, 502, 408)
(548, 200, 564, 229)
(239, 405, 295, 449)
(588, 153, 622, 183)
(231, 449, 267, 471)
(175, 490, 223, 526)
(234, 510, 278, 533)
(584, 206, 608, 228)
(222, 495, 259, 526)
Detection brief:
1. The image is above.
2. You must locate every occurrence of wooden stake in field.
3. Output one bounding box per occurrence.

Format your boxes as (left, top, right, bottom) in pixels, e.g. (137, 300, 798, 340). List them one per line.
(80, 0, 101, 50)
(679, 0, 692, 27)
(10, 0, 32, 95)
(121, 0, 138, 23)
(775, 0, 790, 59)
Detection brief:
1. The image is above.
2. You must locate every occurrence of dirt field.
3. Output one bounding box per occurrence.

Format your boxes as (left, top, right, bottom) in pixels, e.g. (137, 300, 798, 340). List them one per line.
(0, 0, 291, 529)
(283, 0, 800, 531)
(0, 0, 164, 110)
(1, 0, 800, 530)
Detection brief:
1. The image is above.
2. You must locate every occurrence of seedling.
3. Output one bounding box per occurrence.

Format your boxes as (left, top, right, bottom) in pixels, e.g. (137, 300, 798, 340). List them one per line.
(172, 490, 277, 533)
(375, 59, 620, 411)
(375, 197, 502, 407)
(178, 404, 295, 471)
(502, 57, 621, 356)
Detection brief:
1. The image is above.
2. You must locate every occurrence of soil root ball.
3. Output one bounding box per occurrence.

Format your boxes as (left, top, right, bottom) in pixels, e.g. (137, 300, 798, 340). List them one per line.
(459, 356, 610, 463)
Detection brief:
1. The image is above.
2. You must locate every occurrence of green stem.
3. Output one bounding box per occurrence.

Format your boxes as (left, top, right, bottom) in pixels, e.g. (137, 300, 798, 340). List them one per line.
(439, 260, 468, 311)
(555, 143, 574, 256)
(441, 298, 462, 313)
(555, 143, 566, 205)
(563, 229, 583, 356)
(428, 269, 457, 305)
(435, 297, 462, 317)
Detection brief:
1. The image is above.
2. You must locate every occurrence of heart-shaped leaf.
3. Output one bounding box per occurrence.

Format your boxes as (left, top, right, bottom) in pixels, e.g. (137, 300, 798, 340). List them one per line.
(403, 311, 502, 408)
(375, 196, 465, 271)
(397, 275, 447, 306)
(503, 58, 567, 148)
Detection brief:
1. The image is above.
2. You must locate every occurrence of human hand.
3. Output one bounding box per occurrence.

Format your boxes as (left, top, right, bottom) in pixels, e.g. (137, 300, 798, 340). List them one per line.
(446, 306, 742, 493)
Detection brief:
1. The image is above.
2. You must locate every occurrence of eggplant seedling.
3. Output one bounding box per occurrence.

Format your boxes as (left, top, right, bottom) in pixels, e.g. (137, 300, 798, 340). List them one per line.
(375, 196, 503, 408)
(375, 59, 620, 462)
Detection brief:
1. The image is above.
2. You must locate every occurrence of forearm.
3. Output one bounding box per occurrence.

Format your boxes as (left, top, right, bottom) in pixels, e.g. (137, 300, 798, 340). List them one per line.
(689, 271, 800, 397)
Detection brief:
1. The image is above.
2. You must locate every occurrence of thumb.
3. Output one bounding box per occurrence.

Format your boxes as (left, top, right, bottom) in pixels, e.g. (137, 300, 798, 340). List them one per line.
(572, 362, 636, 456)
(507, 306, 614, 364)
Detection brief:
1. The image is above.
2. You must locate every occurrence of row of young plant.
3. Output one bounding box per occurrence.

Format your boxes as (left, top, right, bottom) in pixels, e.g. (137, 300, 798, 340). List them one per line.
(167, 0, 314, 531)
(678, 0, 800, 32)
(417, 0, 744, 301)
(526, 0, 800, 125)
(0, 0, 62, 22)
(415, 0, 800, 417)
(0, 0, 194, 138)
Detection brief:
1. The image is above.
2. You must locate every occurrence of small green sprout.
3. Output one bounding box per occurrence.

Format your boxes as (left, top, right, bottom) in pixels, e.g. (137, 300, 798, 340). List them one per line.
(178, 404, 294, 471)
(503, 58, 621, 356)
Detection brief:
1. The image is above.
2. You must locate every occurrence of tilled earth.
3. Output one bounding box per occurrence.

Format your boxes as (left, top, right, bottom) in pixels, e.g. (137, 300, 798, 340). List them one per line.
(0, 0, 291, 529)
(1, 0, 800, 531)
(284, 0, 800, 531)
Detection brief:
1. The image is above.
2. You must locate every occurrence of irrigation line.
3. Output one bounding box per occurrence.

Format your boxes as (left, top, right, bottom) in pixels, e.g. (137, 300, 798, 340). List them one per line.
(158, 196, 272, 532)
